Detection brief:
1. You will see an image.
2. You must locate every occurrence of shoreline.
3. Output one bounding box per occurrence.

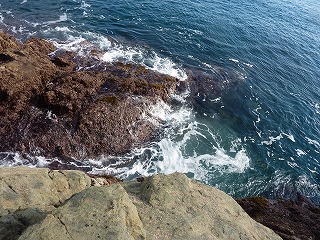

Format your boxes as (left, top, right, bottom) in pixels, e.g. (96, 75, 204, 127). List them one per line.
(1, 31, 320, 239)
(0, 30, 180, 160)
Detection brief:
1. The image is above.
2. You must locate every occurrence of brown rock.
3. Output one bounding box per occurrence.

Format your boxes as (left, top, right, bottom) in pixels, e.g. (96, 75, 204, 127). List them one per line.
(0, 32, 20, 51)
(0, 32, 178, 160)
(237, 195, 320, 240)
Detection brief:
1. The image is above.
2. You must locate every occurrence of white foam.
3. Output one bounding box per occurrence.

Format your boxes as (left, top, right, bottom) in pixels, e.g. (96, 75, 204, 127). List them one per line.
(88, 104, 250, 182)
(243, 62, 253, 67)
(33, 156, 52, 167)
(93, 35, 111, 49)
(252, 106, 262, 124)
(261, 134, 283, 145)
(313, 103, 320, 114)
(229, 58, 253, 68)
(296, 175, 320, 199)
(230, 138, 242, 152)
(283, 133, 295, 142)
(101, 47, 187, 80)
(125, 142, 250, 180)
(296, 149, 306, 156)
(147, 100, 172, 124)
(147, 54, 187, 80)
(261, 132, 295, 145)
(210, 97, 221, 103)
(20, 0, 27, 4)
(305, 137, 320, 147)
(80, 0, 91, 8)
(101, 46, 139, 62)
(11, 26, 25, 34)
(229, 58, 239, 63)
(54, 26, 72, 32)
(43, 27, 187, 80)
(44, 13, 68, 25)
(74, 87, 251, 181)
(51, 36, 87, 54)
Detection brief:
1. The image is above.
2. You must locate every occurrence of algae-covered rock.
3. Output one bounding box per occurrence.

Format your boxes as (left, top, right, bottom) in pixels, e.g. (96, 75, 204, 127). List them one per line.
(0, 32, 178, 159)
(237, 195, 320, 240)
(123, 173, 282, 240)
(19, 185, 146, 240)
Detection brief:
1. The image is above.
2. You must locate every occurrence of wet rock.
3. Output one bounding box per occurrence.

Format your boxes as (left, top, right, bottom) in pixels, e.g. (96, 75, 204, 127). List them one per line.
(0, 32, 20, 51)
(0, 33, 58, 155)
(0, 32, 178, 159)
(237, 195, 320, 240)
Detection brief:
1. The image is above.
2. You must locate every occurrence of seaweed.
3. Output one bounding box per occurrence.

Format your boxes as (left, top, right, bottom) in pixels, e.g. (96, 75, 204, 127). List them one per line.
(97, 95, 119, 106)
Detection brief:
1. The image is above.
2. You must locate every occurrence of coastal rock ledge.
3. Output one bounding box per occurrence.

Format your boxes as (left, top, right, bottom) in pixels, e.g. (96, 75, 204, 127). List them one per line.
(0, 167, 281, 240)
(0, 32, 179, 160)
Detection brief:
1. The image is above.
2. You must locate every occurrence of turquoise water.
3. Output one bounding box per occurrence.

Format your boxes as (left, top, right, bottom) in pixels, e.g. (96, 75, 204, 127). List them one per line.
(0, 0, 319, 203)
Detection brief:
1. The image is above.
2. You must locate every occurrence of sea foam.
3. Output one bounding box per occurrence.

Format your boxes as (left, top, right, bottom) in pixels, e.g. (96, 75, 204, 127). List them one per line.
(47, 27, 187, 80)
(87, 96, 250, 183)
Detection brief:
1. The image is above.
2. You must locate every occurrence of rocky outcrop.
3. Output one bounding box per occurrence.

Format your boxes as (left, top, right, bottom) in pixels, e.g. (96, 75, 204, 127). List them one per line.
(0, 167, 282, 240)
(0, 167, 91, 214)
(123, 174, 281, 240)
(237, 196, 320, 240)
(0, 32, 178, 160)
(20, 185, 146, 240)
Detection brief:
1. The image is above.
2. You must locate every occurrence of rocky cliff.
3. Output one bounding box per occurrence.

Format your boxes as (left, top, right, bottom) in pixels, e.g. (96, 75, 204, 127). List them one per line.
(0, 167, 281, 240)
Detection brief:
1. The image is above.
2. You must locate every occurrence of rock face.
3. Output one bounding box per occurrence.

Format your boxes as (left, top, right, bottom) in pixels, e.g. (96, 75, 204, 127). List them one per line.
(0, 167, 282, 240)
(237, 196, 320, 240)
(0, 32, 178, 160)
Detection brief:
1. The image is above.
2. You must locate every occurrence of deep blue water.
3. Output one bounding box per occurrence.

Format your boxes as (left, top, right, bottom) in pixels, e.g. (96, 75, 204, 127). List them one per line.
(0, 0, 319, 203)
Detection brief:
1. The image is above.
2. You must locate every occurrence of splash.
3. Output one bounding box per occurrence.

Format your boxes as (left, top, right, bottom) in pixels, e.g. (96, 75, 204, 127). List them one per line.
(44, 13, 68, 25)
(86, 96, 250, 182)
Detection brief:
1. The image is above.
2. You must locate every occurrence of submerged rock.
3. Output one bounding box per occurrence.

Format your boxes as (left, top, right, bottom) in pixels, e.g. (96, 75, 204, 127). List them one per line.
(0, 167, 281, 240)
(0, 32, 178, 160)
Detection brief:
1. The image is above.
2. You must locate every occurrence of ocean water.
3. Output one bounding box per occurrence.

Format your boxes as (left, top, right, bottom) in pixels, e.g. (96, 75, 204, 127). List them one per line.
(0, 0, 319, 203)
